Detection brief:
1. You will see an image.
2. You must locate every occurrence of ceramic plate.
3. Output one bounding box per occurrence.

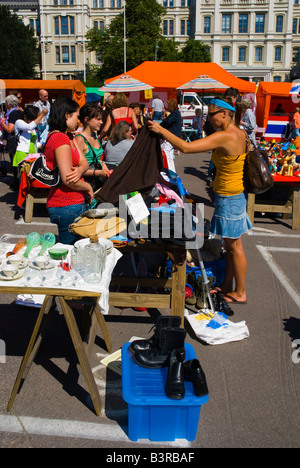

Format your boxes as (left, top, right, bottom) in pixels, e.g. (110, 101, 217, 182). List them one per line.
(0, 270, 24, 281)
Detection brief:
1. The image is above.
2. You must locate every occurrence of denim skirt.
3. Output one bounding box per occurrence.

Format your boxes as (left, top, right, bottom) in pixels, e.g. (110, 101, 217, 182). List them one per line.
(210, 192, 253, 239)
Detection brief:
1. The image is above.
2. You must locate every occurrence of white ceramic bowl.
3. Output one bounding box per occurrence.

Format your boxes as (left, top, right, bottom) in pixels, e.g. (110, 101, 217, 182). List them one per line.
(8, 254, 24, 266)
(2, 264, 19, 278)
(33, 255, 50, 268)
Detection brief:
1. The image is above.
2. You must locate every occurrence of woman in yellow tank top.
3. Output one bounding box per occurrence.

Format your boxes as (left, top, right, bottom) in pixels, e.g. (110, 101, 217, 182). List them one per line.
(148, 97, 253, 304)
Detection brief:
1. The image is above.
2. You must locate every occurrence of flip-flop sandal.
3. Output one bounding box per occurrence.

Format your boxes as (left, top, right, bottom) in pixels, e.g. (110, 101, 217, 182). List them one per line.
(224, 294, 247, 304)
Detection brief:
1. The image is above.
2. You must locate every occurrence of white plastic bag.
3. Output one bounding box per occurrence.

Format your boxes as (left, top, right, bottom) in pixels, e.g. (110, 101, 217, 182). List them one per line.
(185, 310, 249, 345)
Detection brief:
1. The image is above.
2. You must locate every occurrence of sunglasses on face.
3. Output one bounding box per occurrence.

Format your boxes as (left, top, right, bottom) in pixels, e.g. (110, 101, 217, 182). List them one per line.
(207, 109, 224, 118)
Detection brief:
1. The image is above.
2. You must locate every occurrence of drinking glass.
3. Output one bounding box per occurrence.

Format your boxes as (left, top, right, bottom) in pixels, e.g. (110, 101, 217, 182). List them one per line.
(23, 266, 38, 287)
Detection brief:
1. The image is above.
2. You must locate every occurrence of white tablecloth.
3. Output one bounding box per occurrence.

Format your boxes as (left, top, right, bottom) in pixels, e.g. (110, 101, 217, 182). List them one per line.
(0, 242, 122, 315)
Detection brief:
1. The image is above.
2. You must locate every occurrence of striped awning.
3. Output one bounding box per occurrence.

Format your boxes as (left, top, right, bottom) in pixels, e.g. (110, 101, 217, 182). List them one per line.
(177, 74, 229, 90)
(99, 74, 153, 92)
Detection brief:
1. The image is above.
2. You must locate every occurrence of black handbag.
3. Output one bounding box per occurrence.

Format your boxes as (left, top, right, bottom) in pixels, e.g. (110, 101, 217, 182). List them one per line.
(28, 133, 61, 187)
(243, 134, 274, 195)
(5, 131, 21, 154)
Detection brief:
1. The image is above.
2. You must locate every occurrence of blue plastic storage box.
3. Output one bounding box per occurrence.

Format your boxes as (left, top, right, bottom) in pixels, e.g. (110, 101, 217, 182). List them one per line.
(122, 342, 209, 442)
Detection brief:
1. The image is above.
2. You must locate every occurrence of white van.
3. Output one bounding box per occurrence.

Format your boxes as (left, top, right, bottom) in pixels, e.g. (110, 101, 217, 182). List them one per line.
(178, 92, 208, 119)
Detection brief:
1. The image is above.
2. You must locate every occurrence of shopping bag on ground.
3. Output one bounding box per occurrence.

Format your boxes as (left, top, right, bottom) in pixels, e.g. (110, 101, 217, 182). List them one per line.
(185, 310, 249, 345)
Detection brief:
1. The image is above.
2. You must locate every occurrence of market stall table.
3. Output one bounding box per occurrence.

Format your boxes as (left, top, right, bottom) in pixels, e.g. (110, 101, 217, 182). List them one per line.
(247, 174, 300, 230)
(0, 241, 121, 416)
(4, 286, 111, 416)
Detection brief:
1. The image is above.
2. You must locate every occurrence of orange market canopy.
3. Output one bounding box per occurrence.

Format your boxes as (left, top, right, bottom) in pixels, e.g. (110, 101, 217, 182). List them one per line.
(1, 79, 86, 107)
(256, 81, 296, 129)
(105, 61, 256, 94)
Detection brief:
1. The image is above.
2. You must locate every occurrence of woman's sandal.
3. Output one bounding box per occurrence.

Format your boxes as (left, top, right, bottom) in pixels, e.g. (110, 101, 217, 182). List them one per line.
(224, 294, 247, 304)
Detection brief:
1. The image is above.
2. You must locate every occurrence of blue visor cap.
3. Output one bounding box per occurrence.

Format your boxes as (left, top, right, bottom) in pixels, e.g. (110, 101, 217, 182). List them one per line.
(209, 98, 236, 112)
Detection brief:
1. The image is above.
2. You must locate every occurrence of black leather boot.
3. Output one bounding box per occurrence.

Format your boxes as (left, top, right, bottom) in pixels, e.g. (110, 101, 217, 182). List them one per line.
(132, 327, 186, 369)
(129, 315, 182, 353)
(165, 349, 185, 400)
(184, 359, 209, 397)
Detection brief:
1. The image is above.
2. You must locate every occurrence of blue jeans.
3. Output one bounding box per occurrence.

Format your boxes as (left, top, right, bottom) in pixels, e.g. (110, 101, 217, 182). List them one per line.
(293, 128, 300, 139)
(152, 111, 162, 121)
(48, 203, 85, 245)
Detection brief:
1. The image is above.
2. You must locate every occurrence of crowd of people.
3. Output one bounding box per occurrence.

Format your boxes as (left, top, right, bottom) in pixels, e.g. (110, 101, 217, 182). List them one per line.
(1, 86, 298, 304)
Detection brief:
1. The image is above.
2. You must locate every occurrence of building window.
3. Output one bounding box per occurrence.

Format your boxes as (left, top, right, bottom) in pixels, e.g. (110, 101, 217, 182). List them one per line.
(275, 46, 282, 62)
(255, 47, 263, 61)
(180, 19, 191, 35)
(276, 16, 283, 33)
(222, 47, 230, 62)
(222, 14, 231, 34)
(111, 0, 115, 7)
(204, 17, 211, 33)
(55, 46, 60, 63)
(274, 76, 282, 82)
(54, 16, 75, 35)
(293, 18, 297, 34)
(181, 20, 185, 35)
(163, 19, 174, 36)
(255, 14, 265, 33)
(29, 18, 40, 36)
(94, 20, 104, 32)
(187, 19, 191, 35)
(238, 47, 246, 62)
(169, 19, 174, 35)
(239, 14, 248, 33)
(56, 45, 76, 63)
(293, 48, 300, 62)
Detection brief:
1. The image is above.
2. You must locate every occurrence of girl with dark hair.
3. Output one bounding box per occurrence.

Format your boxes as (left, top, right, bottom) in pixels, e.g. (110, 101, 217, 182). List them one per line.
(148, 97, 252, 305)
(44, 96, 93, 244)
(75, 103, 110, 207)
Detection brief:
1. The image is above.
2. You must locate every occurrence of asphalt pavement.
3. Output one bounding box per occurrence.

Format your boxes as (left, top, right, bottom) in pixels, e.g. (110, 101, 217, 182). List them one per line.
(0, 149, 299, 449)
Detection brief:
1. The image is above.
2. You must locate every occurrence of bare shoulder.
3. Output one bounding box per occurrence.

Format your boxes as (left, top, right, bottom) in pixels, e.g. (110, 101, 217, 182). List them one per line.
(219, 126, 246, 155)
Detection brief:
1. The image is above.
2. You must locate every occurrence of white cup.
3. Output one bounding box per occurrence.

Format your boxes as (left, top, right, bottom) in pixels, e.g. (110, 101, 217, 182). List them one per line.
(8, 254, 24, 266)
(2, 264, 19, 278)
(34, 255, 49, 269)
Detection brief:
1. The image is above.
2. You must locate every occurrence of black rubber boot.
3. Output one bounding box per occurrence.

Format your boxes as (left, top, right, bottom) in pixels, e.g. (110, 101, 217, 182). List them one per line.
(165, 349, 185, 400)
(132, 327, 186, 369)
(129, 315, 182, 353)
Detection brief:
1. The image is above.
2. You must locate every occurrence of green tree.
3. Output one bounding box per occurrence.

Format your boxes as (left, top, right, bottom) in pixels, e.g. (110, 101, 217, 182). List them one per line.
(179, 39, 211, 63)
(0, 6, 39, 79)
(86, 0, 181, 83)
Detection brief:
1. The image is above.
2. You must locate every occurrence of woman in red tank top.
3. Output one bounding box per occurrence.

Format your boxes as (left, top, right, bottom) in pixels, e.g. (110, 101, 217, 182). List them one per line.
(100, 92, 138, 138)
(44, 96, 93, 244)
